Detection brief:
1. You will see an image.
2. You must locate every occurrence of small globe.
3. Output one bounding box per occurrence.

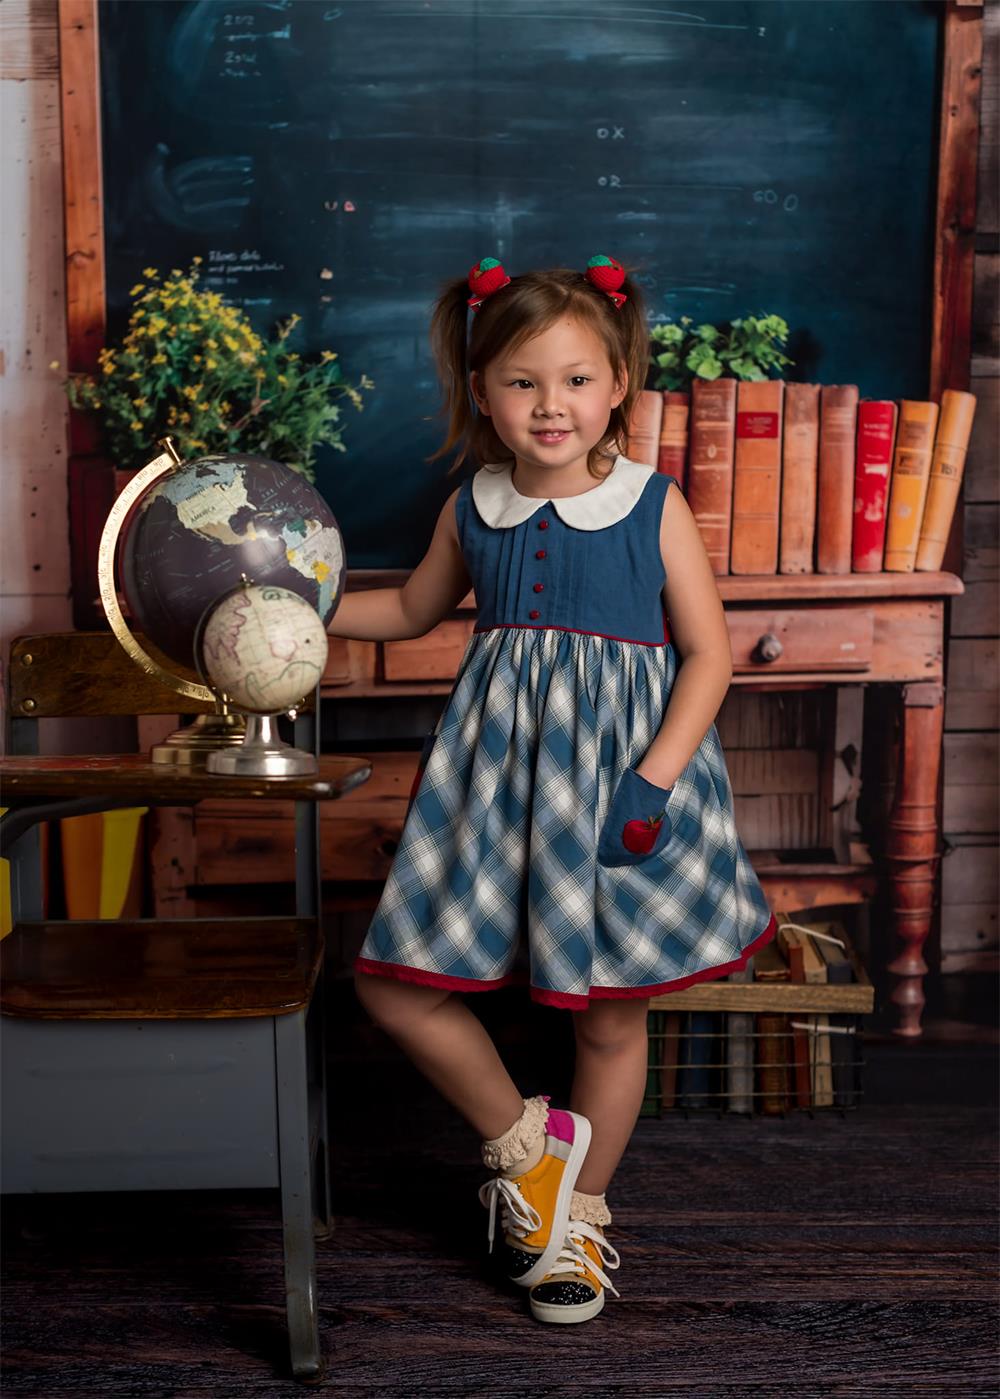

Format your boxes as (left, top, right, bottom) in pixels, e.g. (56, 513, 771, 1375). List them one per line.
(119, 452, 345, 669)
(200, 584, 329, 714)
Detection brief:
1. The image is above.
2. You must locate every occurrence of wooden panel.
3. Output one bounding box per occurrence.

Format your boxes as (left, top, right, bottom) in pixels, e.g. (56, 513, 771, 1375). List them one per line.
(384, 620, 475, 682)
(729, 607, 874, 673)
(965, 375, 998, 502)
(943, 731, 1000, 840)
(951, 579, 1000, 638)
(0, 0, 59, 82)
(945, 638, 1000, 728)
(940, 901, 999, 962)
(962, 502, 999, 582)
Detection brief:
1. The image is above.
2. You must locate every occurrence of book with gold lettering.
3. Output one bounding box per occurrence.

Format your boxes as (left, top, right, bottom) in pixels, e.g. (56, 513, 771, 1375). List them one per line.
(779, 383, 821, 574)
(731, 379, 785, 574)
(687, 377, 738, 575)
(851, 399, 899, 571)
(915, 389, 978, 570)
(817, 384, 860, 574)
(883, 399, 940, 571)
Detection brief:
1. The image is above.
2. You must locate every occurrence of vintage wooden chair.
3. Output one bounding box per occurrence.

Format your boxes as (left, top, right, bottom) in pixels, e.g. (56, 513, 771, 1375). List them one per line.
(0, 632, 371, 1384)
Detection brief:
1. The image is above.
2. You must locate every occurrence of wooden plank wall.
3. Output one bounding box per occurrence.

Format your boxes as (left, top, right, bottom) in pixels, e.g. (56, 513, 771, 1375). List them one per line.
(0, 0, 73, 750)
(941, 0, 999, 974)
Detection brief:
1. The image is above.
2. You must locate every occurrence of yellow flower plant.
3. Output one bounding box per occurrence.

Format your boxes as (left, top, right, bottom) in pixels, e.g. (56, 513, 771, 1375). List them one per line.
(62, 258, 374, 480)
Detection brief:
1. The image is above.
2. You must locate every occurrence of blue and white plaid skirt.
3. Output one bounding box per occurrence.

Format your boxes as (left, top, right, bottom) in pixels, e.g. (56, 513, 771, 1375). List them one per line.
(355, 625, 776, 1010)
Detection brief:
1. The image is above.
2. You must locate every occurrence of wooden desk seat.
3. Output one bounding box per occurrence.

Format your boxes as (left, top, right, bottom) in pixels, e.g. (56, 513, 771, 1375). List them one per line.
(0, 917, 322, 1020)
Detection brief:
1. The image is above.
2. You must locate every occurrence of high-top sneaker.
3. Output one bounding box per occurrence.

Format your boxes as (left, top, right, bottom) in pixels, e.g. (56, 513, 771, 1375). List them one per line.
(478, 1100, 592, 1289)
(527, 1218, 622, 1323)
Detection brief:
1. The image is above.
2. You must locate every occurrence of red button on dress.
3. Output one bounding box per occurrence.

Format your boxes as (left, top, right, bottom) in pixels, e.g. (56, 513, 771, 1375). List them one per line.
(533, 582, 544, 593)
(529, 609, 540, 620)
(535, 549, 546, 559)
(538, 520, 549, 530)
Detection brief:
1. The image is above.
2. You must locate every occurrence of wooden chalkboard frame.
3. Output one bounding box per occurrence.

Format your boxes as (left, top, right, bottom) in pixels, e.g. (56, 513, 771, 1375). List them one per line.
(57, 0, 984, 627)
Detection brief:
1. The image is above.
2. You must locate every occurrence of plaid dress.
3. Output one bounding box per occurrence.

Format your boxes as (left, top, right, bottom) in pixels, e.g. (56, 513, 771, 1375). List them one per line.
(355, 454, 776, 1010)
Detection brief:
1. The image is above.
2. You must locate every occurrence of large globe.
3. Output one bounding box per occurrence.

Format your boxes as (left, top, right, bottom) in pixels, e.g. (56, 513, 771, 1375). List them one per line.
(119, 453, 345, 668)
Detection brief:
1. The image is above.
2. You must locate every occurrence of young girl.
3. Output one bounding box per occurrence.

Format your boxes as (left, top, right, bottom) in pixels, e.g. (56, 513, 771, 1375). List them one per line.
(329, 254, 777, 1325)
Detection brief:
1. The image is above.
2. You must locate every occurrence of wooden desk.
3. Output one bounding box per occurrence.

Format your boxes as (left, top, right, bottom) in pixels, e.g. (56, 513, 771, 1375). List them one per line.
(0, 749, 371, 1385)
(318, 569, 964, 1038)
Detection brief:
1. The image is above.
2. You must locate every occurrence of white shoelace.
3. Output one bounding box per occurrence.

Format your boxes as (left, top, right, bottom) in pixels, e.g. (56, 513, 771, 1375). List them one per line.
(540, 1219, 622, 1298)
(477, 1172, 543, 1251)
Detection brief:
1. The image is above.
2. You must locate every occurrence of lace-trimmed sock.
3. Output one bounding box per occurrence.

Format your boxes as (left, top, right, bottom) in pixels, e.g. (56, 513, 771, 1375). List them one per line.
(569, 1189, 612, 1228)
(480, 1094, 550, 1178)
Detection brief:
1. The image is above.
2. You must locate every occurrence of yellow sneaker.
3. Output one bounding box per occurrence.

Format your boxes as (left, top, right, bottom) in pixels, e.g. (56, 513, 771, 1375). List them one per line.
(528, 1219, 622, 1324)
(477, 1105, 592, 1288)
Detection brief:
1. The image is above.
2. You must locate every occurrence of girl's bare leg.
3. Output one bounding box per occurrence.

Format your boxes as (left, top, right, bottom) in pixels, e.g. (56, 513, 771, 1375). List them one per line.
(353, 972, 525, 1141)
(568, 997, 651, 1195)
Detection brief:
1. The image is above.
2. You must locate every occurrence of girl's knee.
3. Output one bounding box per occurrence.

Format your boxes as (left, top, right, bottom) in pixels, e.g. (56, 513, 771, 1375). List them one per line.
(353, 968, 451, 1033)
(573, 997, 651, 1052)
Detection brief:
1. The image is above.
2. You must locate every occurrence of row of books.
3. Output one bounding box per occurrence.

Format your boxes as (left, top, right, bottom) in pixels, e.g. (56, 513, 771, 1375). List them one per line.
(642, 916, 864, 1115)
(626, 381, 978, 576)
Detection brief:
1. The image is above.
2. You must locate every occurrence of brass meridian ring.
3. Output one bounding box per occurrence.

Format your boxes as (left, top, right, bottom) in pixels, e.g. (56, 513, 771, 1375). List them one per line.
(97, 442, 216, 703)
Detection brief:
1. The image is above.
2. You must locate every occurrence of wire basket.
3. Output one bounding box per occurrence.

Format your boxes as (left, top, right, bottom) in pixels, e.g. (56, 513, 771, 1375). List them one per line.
(641, 917, 874, 1118)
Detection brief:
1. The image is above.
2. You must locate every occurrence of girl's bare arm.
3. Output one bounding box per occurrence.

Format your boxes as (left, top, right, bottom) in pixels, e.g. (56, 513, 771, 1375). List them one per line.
(327, 486, 474, 641)
(635, 482, 734, 789)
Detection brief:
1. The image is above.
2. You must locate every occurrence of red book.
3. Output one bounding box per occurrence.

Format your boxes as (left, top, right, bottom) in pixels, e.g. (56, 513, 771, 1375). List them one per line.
(851, 400, 898, 572)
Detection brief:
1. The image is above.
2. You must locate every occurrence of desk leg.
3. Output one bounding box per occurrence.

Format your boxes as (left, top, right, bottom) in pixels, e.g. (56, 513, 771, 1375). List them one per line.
(275, 1007, 324, 1382)
(885, 682, 945, 1039)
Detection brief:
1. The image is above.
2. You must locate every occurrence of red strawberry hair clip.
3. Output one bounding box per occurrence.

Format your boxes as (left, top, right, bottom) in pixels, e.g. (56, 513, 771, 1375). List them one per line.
(466, 253, 628, 313)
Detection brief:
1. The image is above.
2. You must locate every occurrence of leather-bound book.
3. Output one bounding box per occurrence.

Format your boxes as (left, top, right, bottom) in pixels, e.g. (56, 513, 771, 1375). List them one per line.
(883, 399, 940, 571)
(779, 383, 821, 574)
(731, 379, 785, 574)
(688, 377, 737, 575)
(657, 390, 690, 491)
(915, 389, 978, 571)
(851, 399, 899, 572)
(816, 384, 860, 574)
(626, 388, 664, 468)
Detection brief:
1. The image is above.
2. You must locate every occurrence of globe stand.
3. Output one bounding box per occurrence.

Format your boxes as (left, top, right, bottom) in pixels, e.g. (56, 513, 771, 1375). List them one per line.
(151, 712, 248, 768)
(205, 713, 318, 778)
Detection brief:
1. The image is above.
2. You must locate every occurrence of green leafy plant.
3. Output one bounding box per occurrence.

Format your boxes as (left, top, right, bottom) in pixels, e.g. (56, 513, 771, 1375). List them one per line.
(649, 314, 794, 391)
(56, 258, 374, 481)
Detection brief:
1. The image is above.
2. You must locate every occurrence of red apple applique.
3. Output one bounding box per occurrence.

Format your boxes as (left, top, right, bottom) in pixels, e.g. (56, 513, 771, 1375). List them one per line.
(622, 807, 667, 856)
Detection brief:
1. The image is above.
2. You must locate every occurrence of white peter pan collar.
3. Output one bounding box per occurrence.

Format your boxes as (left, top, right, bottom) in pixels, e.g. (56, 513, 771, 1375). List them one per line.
(471, 453, 655, 530)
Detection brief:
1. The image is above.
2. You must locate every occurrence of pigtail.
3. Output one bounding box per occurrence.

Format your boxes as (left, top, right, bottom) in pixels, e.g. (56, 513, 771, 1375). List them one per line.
(425, 276, 476, 473)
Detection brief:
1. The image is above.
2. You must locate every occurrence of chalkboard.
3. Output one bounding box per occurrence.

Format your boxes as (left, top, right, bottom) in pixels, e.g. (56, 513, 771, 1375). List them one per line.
(98, 0, 943, 569)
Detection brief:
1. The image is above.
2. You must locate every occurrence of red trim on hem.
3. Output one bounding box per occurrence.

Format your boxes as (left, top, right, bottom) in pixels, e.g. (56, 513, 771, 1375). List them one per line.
(353, 957, 523, 994)
(353, 913, 778, 1011)
(472, 620, 671, 648)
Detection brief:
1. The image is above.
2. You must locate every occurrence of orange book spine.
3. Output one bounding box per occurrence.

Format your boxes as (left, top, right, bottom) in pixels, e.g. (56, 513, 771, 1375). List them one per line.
(626, 389, 664, 468)
(816, 385, 859, 574)
(687, 377, 737, 575)
(883, 400, 940, 571)
(915, 389, 978, 571)
(730, 379, 785, 574)
(657, 390, 690, 491)
(779, 383, 821, 574)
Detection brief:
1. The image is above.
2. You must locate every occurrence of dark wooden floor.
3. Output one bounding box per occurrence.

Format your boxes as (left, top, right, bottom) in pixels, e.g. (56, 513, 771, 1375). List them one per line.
(2, 974, 997, 1397)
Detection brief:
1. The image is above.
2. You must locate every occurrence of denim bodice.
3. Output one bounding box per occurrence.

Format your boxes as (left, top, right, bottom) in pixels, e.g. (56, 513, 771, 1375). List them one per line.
(454, 455, 677, 647)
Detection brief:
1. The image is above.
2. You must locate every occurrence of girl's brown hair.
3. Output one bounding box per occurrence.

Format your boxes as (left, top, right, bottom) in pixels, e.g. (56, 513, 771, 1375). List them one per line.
(426, 262, 649, 480)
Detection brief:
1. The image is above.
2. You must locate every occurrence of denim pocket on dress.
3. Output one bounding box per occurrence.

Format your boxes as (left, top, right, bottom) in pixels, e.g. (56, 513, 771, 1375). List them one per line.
(596, 764, 675, 868)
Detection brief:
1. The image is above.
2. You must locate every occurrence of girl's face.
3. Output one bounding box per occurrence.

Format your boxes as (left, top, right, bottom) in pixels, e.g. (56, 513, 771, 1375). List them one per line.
(470, 316, 627, 480)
